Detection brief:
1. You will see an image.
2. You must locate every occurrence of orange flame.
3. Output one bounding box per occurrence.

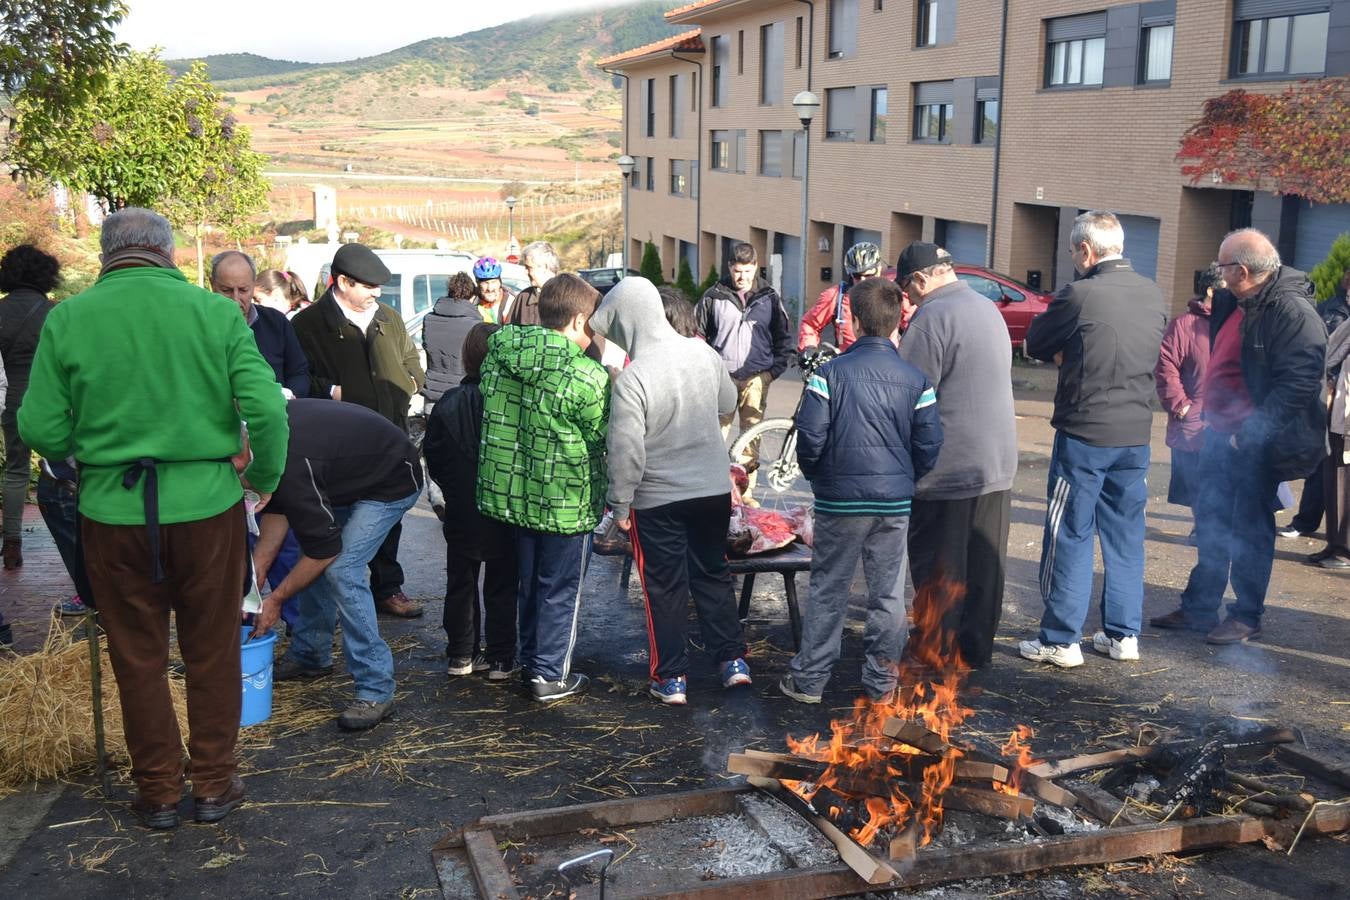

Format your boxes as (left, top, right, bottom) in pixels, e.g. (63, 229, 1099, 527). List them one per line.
(996, 724, 1043, 795)
(781, 577, 995, 848)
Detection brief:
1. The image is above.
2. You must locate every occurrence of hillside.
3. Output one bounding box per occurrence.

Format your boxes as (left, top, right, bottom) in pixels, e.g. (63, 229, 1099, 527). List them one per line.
(168, 0, 680, 93)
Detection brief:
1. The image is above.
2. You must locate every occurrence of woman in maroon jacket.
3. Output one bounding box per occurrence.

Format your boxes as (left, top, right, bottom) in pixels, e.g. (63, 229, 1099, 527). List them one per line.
(1155, 267, 1224, 526)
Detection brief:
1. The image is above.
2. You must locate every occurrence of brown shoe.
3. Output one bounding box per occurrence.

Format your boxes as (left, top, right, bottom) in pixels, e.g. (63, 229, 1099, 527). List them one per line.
(1149, 608, 1213, 632)
(2, 538, 22, 570)
(376, 592, 423, 618)
(194, 775, 245, 823)
(132, 797, 180, 829)
(1205, 618, 1262, 645)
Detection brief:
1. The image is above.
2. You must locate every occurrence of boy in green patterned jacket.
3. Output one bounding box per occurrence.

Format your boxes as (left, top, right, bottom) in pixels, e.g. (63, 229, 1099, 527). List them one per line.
(477, 274, 609, 702)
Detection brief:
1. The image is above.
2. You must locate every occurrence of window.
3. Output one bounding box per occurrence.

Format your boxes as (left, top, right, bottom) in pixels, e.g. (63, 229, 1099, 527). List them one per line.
(828, 0, 858, 59)
(1233, 5, 1330, 78)
(669, 74, 680, 137)
(869, 87, 887, 142)
(411, 275, 447, 314)
(976, 99, 998, 144)
(735, 130, 747, 173)
(792, 130, 805, 178)
(711, 36, 727, 107)
(825, 87, 856, 140)
(1140, 24, 1174, 83)
(629, 163, 640, 189)
(643, 78, 655, 137)
(912, 81, 954, 143)
(670, 159, 687, 195)
(957, 273, 1024, 303)
(759, 131, 783, 177)
(760, 22, 783, 105)
(646, 157, 654, 191)
(690, 159, 699, 199)
(711, 131, 731, 170)
(913, 102, 953, 142)
(916, 0, 943, 48)
(795, 17, 804, 68)
(738, 30, 745, 74)
(379, 276, 402, 312)
(1046, 13, 1106, 87)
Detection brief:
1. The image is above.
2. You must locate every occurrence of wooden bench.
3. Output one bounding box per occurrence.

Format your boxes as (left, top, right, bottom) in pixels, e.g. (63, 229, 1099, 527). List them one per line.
(616, 542, 812, 650)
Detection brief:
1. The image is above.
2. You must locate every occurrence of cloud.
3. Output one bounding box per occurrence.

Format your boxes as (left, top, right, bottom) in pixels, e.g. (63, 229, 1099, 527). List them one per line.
(118, 0, 634, 62)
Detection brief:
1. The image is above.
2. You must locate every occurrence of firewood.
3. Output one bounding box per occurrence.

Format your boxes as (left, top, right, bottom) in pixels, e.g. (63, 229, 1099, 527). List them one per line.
(942, 785, 1034, 819)
(881, 719, 950, 754)
(1227, 773, 1313, 811)
(1027, 746, 1161, 778)
(747, 776, 898, 885)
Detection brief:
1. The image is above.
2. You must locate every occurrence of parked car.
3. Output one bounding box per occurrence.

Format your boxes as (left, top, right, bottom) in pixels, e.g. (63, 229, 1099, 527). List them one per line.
(952, 265, 1053, 351)
(577, 267, 640, 292)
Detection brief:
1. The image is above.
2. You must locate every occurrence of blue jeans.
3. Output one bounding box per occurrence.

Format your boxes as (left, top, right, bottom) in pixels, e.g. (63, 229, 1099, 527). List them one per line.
(1038, 432, 1150, 646)
(1180, 429, 1280, 629)
(284, 489, 420, 702)
(516, 529, 591, 682)
(36, 474, 94, 603)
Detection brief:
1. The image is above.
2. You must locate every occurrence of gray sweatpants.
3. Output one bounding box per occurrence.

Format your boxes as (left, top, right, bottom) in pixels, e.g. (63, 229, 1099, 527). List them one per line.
(789, 513, 909, 698)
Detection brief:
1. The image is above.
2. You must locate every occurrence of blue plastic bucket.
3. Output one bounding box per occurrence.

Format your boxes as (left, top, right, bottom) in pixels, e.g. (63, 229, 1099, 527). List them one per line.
(240, 626, 278, 726)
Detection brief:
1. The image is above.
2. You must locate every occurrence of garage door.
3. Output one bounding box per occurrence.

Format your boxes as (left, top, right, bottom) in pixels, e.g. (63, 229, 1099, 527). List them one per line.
(1116, 214, 1160, 280)
(1294, 201, 1350, 272)
(940, 220, 988, 265)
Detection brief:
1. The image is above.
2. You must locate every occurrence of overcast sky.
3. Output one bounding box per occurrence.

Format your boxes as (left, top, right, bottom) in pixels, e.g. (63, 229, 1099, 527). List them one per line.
(119, 0, 631, 62)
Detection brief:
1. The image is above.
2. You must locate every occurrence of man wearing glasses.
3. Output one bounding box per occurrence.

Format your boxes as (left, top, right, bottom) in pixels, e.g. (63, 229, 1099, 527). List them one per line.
(1019, 211, 1166, 669)
(1151, 229, 1326, 644)
(292, 243, 427, 619)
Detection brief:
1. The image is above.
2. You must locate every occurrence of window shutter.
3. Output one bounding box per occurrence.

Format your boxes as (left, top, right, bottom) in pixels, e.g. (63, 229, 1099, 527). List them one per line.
(914, 80, 955, 105)
(1234, 0, 1327, 20)
(1046, 12, 1107, 41)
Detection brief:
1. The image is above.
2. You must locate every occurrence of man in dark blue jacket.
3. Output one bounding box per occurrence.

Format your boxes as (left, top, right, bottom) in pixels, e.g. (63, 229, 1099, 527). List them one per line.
(779, 278, 942, 704)
(211, 252, 309, 398)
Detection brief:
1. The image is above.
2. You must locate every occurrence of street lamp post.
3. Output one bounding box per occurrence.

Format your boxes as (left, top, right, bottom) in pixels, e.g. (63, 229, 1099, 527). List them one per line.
(616, 155, 636, 274)
(504, 195, 517, 258)
(792, 91, 820, 321)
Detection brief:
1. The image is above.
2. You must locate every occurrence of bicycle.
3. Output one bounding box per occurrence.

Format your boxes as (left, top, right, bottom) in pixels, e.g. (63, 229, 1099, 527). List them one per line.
(728, 343, 838, 508)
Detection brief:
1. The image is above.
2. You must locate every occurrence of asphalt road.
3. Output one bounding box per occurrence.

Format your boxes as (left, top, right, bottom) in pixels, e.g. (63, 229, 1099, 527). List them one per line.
(1, 359, 1347, 898)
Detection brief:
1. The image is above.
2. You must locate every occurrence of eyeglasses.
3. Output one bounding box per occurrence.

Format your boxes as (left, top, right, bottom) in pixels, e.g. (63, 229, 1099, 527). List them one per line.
(1213, 261, 1242, 271)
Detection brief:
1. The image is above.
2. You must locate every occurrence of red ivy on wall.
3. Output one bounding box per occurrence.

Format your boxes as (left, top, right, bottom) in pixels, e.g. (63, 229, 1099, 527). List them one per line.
(1177, 77, 1350, 205)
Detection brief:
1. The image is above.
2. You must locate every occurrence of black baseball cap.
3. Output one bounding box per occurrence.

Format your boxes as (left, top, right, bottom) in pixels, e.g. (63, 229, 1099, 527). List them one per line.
(895, 242, 954, 280)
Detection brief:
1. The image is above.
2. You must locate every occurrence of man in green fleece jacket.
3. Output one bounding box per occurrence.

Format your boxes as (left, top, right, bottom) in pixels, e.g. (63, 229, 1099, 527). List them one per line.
(478, 273, 608, 703)
(19, 208, 289, 830)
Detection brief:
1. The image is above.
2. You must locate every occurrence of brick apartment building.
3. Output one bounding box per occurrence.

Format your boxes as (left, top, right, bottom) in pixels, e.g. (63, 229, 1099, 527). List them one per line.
(598, 0, 1350, 317)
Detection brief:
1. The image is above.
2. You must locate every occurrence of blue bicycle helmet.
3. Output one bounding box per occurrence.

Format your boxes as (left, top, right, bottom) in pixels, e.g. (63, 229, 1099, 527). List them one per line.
(473, 256, 502, 280)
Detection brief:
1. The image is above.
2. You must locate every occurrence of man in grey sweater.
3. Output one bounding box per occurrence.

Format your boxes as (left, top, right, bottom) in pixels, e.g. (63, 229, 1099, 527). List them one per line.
(589, 277, 750, 706)
(896, 243, 1017, 668)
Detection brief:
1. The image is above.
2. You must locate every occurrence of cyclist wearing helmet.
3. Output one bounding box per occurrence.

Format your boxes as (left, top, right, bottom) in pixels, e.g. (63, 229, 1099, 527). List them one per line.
(472, 256, 509, 323)
(797, 241, 882, 352)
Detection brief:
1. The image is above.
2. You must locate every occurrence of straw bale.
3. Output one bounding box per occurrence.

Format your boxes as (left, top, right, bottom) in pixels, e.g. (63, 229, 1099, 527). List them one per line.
(0, 615, 187, 796)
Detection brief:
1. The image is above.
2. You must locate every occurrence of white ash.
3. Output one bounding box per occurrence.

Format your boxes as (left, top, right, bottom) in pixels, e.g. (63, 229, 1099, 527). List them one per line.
(691, 813, 790, 878)
(1128, 776, 1161, 801)
(1035, 802, 1101, 834)
(736, 794, 839, 867)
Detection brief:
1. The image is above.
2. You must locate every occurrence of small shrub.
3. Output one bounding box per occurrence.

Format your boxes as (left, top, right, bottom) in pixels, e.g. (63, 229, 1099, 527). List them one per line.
(1309, 233, 1350, 301)
(639, 241, 665, 286)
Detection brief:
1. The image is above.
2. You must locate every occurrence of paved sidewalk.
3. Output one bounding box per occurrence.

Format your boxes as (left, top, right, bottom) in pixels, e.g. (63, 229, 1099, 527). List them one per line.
(0, 504, 77, 651)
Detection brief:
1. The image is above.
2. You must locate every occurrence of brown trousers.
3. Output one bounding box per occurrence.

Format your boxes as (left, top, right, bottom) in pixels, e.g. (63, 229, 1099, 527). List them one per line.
(82, 503, 246, 804)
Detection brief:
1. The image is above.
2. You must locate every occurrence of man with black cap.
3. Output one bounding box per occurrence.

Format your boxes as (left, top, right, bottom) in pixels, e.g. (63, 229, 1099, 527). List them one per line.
(292, 242, 426, 619)
(895, 242, 1017, 669)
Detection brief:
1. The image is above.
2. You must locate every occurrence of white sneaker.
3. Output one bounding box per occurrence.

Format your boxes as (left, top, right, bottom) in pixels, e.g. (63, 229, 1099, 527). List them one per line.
(1091, 632, 1140, 661)
(1019, 639, 1084, 668)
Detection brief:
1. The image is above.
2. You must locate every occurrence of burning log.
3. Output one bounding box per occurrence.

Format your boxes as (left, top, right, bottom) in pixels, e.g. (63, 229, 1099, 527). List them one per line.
(727, 750, 1007, 786)
(1151, 738, 1226, 815)
(747, 776, 899, 885)
(882, 718, 952, 755)
(943, 785, 1035, 820)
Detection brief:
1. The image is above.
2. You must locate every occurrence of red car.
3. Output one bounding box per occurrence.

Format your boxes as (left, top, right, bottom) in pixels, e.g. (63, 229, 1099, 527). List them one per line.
(951, 265, 1053, 351)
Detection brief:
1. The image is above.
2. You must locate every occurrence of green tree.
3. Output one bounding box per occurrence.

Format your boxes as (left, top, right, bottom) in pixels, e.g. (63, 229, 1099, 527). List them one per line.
(1310, 233, 1350, 302)
(674, 258, 697, 297)
(0, 1, 128, 120)
(9, 53, 270, 285)
(639, 241, 665, 286)
(697, 265, 720, 297)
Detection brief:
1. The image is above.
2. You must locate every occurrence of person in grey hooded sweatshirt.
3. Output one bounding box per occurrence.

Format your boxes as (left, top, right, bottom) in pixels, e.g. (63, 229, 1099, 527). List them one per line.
(590, 277, 751, 706)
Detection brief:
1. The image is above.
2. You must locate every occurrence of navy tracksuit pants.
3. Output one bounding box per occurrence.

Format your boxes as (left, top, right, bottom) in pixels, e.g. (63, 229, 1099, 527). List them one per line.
(515, 528, 590, 682)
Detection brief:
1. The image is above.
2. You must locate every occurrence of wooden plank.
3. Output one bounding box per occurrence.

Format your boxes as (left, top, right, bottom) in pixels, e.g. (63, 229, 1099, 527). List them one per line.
(748, 776, 898, 885)
(1069, 783, 1153, 827)
(728, 751, 1007, 785)
(1014, 769, 1080, 809)
(943, 785, 1034, 820)
(462, 828, 519, 900)
(1027, 746, 1160, 778)
(642, 806, 1350, 899)
(881, 719, 949, 754)
(1276, 745, 1350, 791)
(435, 786, 748, 849)
(1227, 773, 1313, 811)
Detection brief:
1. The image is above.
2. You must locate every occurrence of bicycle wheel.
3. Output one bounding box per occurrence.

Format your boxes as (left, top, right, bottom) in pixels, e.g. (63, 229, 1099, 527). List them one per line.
(729, 417, 804, 505)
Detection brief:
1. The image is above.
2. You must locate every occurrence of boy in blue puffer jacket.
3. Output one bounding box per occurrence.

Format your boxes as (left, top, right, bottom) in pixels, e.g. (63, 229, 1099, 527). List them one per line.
(780, 278, 943, 704)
